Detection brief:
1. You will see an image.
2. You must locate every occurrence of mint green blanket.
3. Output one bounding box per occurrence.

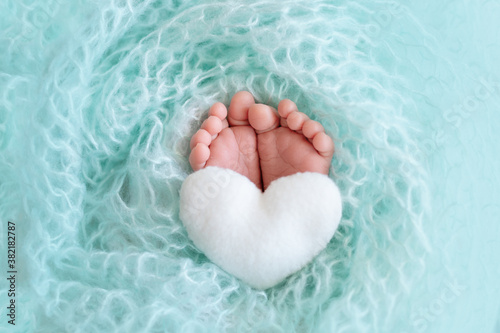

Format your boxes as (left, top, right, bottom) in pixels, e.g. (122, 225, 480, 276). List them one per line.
(1, 1, 499, 332)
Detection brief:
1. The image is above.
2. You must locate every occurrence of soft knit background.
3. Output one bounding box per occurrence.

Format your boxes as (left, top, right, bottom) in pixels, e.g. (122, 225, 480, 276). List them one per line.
(1, 0, 499, 332)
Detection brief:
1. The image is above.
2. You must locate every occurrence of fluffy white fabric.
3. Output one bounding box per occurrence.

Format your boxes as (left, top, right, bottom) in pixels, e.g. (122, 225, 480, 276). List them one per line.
(180, 167, 342, 290)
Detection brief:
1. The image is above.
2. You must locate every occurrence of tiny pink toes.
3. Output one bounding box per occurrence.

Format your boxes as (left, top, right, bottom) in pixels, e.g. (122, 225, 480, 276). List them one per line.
(287, 111, 309, 131)
(201, 116, 223, 136)
(312, 132, 335, 157)
(232, 91, 254, 103)
(302, 120, 324, 140)
(228, 91, 255, 126)
(277, 99, 298, 118)
(190, 129, 212, 150)
(189, 143, 210, 170)
(209, 102, 228, 120)
(248, 104, 280, 133)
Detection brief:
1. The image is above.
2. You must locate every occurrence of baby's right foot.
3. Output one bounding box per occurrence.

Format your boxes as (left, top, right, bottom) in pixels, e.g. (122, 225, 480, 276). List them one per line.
(248, 99, 335, 191)
(189, 92, 262, 189)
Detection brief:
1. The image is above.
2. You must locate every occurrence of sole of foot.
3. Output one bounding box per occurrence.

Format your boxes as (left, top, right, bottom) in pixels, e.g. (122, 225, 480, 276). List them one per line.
(189, 92, 335, 191)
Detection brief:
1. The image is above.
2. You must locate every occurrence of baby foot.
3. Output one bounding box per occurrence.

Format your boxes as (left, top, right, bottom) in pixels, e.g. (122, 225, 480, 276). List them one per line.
(248, 99, 335, 190)
(189, 91, 262, 189)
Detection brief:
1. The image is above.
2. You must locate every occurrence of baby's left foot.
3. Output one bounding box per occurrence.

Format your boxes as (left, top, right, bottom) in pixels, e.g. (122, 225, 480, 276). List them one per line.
(248, 99, 335, 190)
(188, 92, 262, 189)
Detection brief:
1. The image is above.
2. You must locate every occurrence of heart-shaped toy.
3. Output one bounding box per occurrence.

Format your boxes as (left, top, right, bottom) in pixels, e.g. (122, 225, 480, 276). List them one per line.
(180, 166, 342, 290)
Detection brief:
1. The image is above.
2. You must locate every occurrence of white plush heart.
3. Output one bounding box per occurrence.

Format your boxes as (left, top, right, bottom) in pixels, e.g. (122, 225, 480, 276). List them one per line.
(179, 166, 342, 290)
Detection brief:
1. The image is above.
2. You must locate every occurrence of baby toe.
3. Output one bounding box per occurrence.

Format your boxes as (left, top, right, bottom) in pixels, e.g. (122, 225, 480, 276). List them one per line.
(312, 132, 335, 158)
(302, 119, 324, 141)
(190, 129, 212, 150)
(228, 91, 255, 126)
(209, 102, 228, 120)
(201, 116, 223, 138)
(286, 111, 309, 132)
(248, 104, 280, 133)
(277, 99, 298, 119)
(189, 143, 210, 170)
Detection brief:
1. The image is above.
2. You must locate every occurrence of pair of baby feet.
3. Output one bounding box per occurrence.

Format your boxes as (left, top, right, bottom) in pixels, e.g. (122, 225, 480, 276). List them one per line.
(189, 91, 335, 191)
